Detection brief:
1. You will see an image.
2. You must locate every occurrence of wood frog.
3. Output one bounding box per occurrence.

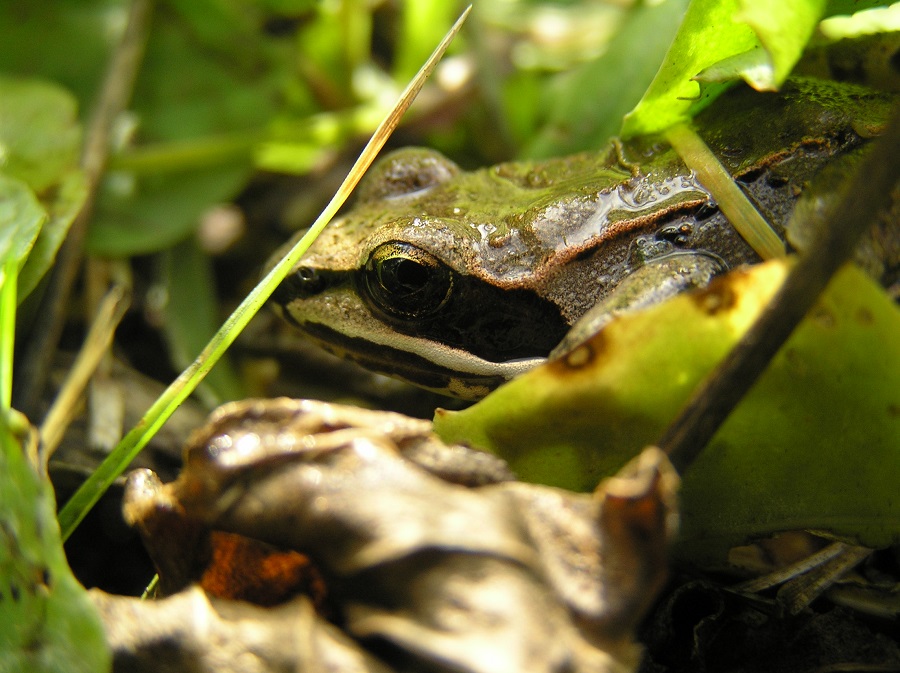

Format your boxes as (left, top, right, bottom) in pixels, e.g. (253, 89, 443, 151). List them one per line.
(269, 79, 895, 399)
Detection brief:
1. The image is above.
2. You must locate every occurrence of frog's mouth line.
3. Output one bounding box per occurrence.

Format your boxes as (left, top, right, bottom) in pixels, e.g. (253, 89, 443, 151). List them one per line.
(294, 319, 544, 399)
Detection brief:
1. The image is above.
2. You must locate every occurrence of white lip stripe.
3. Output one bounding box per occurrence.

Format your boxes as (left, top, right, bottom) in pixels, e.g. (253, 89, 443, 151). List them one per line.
(286, 285, 550, 380)
(331, 316, 546, 377)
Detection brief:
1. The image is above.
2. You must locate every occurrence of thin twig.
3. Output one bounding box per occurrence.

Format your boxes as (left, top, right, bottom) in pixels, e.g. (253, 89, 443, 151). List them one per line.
(38, 284, 130, 465)
(13, 0, 154, 416)
(734, 541, 853, 593)
(776, 544, 873, 614)
(659, 103, 900, 473)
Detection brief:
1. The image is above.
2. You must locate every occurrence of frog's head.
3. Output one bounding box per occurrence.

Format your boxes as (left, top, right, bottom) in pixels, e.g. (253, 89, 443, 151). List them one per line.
(269, 148, 570, 399)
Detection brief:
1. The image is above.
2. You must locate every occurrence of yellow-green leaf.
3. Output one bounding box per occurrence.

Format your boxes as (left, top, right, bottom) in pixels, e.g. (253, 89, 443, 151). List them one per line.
(621, 0, 827, 137)
(434, 261, 900, 562)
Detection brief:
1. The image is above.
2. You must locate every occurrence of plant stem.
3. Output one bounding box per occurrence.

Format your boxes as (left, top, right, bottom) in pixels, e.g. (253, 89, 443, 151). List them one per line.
(666, 123, 786, 260)
(659, 104, 900, 473)
(12, 0, 154, 416)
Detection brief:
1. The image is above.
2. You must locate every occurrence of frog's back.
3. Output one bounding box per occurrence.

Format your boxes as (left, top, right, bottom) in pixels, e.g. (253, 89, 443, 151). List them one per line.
(526, 78, 896, 321)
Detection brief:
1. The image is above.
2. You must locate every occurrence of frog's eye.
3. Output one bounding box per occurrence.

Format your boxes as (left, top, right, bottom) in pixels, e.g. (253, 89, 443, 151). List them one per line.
(360, 241, 454, 319)
(357, 148, 459, 202)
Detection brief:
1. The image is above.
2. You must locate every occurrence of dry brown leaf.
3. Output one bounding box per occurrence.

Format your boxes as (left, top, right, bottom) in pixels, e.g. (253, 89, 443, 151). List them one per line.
(97, 398, 679, 673)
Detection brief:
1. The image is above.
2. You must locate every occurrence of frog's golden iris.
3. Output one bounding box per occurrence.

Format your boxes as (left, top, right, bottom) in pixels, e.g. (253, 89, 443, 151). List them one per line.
(361, 241, 455, 320)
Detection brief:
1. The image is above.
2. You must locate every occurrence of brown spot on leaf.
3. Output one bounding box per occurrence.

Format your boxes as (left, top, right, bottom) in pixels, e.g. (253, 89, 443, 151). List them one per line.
(783, 347, 807, 376)
(811, 305, 837, 328)
(692, 280, 737, 316)
(565, 344, 594, 369)
(855, 306, 874, 326)
(548, 333, 608, 378)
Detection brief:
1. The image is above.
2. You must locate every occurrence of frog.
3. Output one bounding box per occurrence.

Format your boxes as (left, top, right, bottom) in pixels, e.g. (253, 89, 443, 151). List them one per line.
(269, 78, 895, 400)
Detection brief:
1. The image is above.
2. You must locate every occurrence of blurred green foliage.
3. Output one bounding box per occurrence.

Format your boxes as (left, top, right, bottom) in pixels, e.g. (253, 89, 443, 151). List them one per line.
(1, 1, 898, 667)
(4, 0, 894, 257)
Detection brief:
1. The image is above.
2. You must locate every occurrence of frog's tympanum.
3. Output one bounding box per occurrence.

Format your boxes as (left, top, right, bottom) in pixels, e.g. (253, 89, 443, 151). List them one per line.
(270, 79, 895, 398)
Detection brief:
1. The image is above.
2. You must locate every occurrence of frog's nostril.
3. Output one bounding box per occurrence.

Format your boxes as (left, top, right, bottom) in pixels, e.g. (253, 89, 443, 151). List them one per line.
(272, 266, 326, 305)
(296, 266, 319, 284)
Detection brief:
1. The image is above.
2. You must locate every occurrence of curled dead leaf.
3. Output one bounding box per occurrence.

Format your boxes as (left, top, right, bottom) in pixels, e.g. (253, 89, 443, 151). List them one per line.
(97, 398, 679, 673)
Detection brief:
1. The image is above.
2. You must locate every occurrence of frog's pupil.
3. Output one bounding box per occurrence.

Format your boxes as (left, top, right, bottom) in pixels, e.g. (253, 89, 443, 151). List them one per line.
(382, 258, 428, 295)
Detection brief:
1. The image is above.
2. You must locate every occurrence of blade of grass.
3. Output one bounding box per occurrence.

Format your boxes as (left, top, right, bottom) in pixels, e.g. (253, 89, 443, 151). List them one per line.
(666, 123, 786, 260)
(57, 5, 473, 541)
(1, 260, 16, 411)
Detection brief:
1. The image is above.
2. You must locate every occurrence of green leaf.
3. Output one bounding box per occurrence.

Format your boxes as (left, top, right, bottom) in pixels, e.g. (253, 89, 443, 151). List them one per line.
(0, 2, 119, 109)
(130, 4, 282, 143)
(0, 75, 85, 297)
(0, 175, 47, 270)
(17, 171, 88, 303)
(521, 0, 690, 159)
(0, 419, 110, 673)
(434, 262, 900, 562)
(819, 2, 900, 39)
(0, 76, 82, 193)
(0, 75, 86, 298)
(87, 162, 250, 257)
(621, 0, 828, 137)
(164, 0, 260, 49)
(732, 0, 826, 87)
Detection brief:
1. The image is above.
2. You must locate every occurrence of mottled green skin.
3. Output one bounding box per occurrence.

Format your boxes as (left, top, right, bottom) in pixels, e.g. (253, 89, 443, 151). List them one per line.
(271, 79, 894, 398)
